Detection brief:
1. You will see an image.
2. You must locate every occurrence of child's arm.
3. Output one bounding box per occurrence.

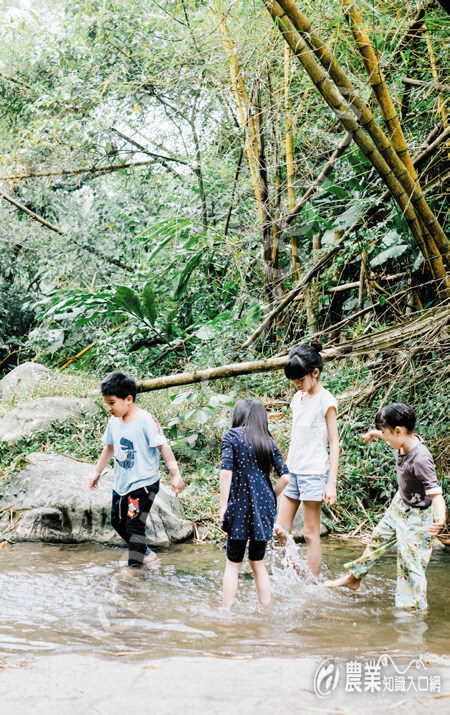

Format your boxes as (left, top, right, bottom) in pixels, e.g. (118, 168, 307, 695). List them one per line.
(89, 444, 114, 490)
(324, 406, 339, 505)
(158, 443, 185, 496)
(271, 441, 290, 497)
(273, 473, 290, 497)
(362, 429, 383, 443)
(220, 469, 232, 521)
(429, 493, 446, 535)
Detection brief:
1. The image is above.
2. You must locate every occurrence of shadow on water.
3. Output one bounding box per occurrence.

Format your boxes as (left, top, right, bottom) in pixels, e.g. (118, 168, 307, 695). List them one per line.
(0, 539, 448, 659)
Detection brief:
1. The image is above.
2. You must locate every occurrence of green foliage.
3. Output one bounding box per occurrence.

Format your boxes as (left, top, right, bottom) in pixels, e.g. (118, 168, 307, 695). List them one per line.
(0, 0, 448, 536)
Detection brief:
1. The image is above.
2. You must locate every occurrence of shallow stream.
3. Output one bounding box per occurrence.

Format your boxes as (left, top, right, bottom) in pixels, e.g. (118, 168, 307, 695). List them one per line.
(1, 540, 448, 660)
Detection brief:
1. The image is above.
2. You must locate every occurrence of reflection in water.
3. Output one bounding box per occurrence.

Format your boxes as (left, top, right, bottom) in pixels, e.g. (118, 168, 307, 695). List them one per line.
(0, 540, 448, 658)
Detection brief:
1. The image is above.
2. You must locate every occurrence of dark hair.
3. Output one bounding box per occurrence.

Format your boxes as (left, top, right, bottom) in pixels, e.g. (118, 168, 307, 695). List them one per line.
(232, 399, 253, 428)
(375, 402, 416, 433)
(241, 400, 274, 476)
(100, 372, 137, 400)
(284, 339, 323, 380)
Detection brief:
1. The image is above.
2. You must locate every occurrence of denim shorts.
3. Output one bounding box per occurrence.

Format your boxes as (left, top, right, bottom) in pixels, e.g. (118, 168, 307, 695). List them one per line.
(284, 472, 329, 501)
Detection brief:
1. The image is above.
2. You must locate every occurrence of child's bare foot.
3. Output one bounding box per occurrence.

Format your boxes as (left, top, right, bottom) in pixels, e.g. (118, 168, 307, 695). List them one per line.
(143, 550, 159, 567)
(324, 573, 361, 591)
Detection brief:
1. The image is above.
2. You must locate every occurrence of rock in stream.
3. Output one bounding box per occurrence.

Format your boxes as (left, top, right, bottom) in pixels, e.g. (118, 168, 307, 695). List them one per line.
(0, 453, 193, 547)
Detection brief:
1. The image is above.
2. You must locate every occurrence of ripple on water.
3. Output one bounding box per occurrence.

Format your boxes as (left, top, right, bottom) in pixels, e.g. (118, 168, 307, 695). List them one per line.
(0, 541, 448, 658)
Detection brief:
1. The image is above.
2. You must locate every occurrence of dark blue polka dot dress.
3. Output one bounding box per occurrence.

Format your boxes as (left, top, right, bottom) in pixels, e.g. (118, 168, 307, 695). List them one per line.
(220, 426, 289, 541)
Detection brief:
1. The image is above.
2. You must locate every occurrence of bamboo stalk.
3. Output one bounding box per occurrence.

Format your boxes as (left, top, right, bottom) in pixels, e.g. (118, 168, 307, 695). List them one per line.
(342, 0, 417, 180)
(341, 1, 445, 281)
(267, 69, 282, 275)
(137, 305, 449, 392)
(263, 0, 448, 290)
(284, 42, 299, 277)
(358, 250, 368, 310)
(252, 76, 274, 293)
(423, 23, 448, 131)
(273, 0, 448, 267)
(285, 132, 352, 224)
(216, 2, 264, 224)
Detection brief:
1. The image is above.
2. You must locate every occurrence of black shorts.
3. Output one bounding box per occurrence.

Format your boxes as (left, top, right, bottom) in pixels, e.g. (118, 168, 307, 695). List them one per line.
(226, 537, 267, 563)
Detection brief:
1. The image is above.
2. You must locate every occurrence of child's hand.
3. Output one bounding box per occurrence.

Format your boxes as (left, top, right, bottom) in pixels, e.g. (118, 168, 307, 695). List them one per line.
(171, 474, 185, 497)
(89, 473, 101, 490)
(220, 506, 227, 522)
(362, 430, 379, 444)
(429, 515, 446, 535)
(323, 483, 337, 506)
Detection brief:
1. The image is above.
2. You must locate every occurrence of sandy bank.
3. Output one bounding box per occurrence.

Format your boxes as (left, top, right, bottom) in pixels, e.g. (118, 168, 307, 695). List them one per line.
(0, 654, 448, 714)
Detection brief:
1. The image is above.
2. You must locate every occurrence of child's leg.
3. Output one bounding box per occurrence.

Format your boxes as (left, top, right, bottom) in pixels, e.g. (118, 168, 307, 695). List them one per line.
(222, 560, 242, 608)
(274, 494, 300, 546)
(395, 506, 433, 610)
(125, 484, 159, 567)
(248, 540, 270, 606)
(110, 491, 129, 543)
(302, 501, 323, 576)
(223, 538, 246, 608)
(325, 496, 399, 589)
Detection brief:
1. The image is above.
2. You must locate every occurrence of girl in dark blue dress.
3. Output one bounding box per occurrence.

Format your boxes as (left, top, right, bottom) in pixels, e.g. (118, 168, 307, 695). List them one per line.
(220, 399, 290, 608)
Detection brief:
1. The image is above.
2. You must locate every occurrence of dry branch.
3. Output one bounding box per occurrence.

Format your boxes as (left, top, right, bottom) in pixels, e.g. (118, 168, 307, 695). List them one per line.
(241, 126, 447, 350)
(112, 128, 190, 166)
(401, 77, 450, 93)
(240, 231, 346, 348)
(391, 4, 435, 62)
(0, 159, 161, 181)
(136, 305, 449, 392)
(0, 70, 31, 89)
(0, 191, 134, 272)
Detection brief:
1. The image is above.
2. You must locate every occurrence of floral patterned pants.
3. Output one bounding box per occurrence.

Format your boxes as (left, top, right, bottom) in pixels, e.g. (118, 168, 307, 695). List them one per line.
(344, 492, 434, 610)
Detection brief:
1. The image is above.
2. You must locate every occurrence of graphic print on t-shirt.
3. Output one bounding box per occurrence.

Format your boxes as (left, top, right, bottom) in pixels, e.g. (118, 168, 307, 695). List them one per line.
(115, 437, 136, 470)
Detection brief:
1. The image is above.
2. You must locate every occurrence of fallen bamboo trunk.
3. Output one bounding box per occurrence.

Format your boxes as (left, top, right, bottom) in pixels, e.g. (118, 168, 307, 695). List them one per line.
(137, 305, 449, 392)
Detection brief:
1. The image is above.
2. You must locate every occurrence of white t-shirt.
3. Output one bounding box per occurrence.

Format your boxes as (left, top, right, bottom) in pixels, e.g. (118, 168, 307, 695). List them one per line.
(286, 388, 337, 475)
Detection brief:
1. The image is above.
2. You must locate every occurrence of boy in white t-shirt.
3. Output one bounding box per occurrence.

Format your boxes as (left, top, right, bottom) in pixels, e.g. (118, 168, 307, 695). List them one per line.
(275, 340, 339, 576)
(89, 372, 185, 567)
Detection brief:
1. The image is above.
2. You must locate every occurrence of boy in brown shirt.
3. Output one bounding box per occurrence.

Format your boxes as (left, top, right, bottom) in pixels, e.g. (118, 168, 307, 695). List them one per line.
(325, 402, 446, 610)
